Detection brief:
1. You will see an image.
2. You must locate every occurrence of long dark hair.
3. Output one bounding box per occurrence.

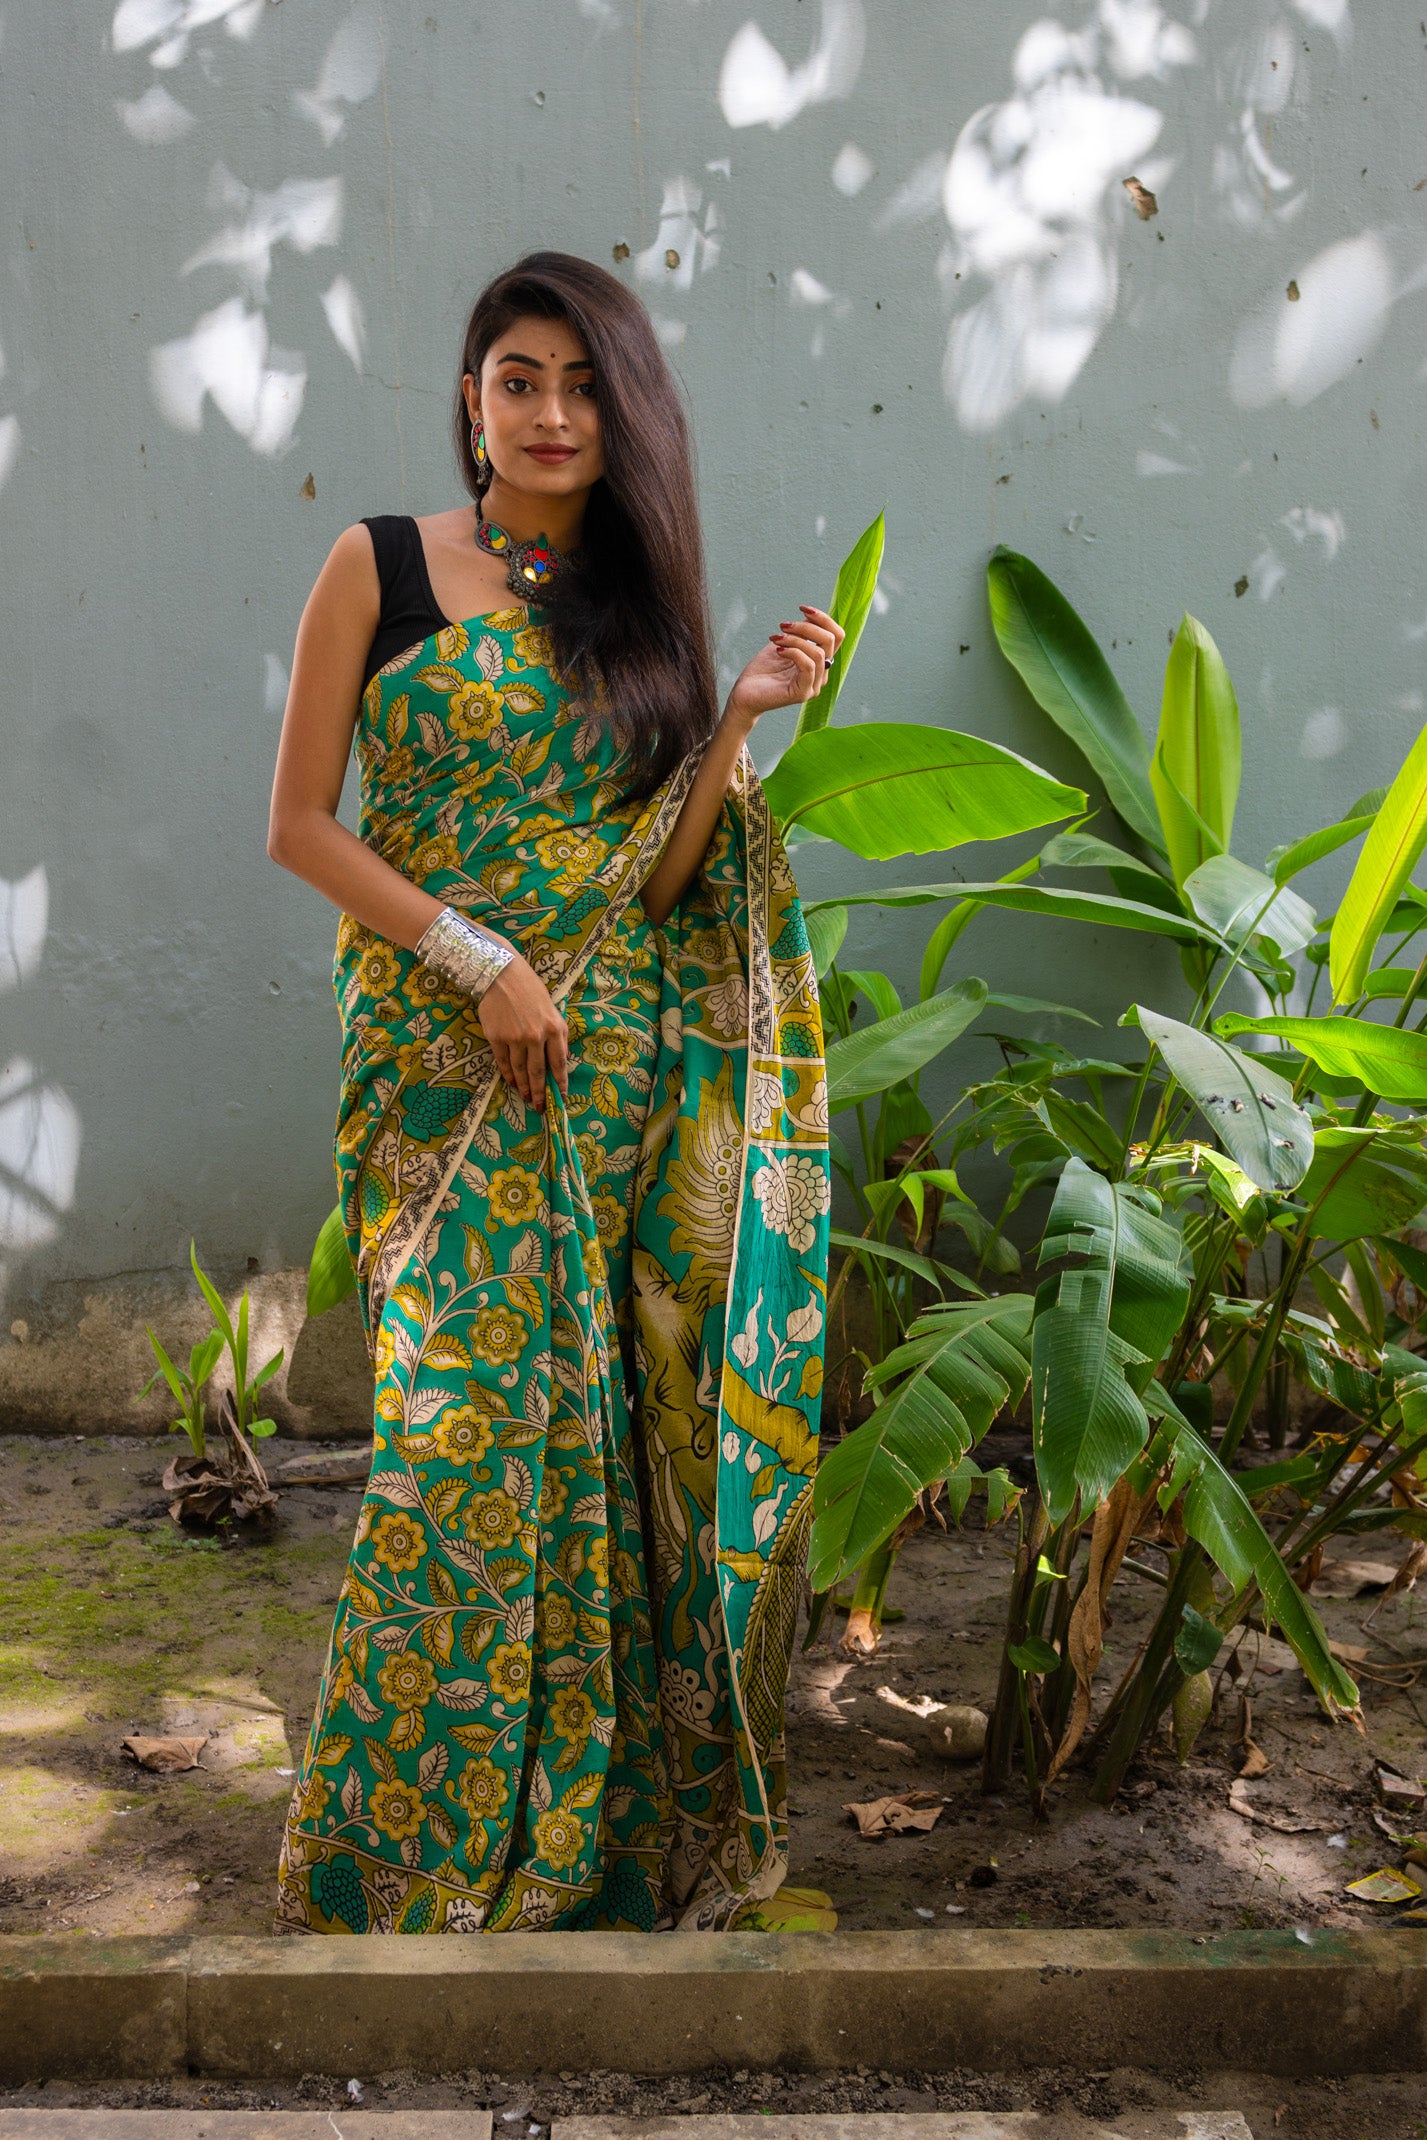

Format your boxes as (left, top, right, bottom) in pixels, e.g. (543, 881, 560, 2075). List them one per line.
(454, 251, 719, 790)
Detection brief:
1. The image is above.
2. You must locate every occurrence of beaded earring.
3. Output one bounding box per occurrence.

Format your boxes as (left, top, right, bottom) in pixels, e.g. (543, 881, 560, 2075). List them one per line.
(470, 418, 492, 490)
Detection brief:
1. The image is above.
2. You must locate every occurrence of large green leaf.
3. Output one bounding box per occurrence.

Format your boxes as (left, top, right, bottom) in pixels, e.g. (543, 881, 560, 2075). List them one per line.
(833, 880, 1225, 945)
(793, 512, 885, 740)
(1181, 854, 1316, 958)
(1031, 1159, 1189, 1524)
(307, 1202, 357, 1318)
(826, 979, 988, 1110)
(1331, 720, 1427, 1003)
(1142, 1401, 1357, 1713)
(809, 1296, 1034, 1590)
(986, 547, 1162, 851)
(1295, 1127, 1427, 1240)
(761, 722, 1084, 860)
(1215, 1013, 1427, 1103)
(1151, 615, 1241, 886)
(1133, 1006, 1314, 1192)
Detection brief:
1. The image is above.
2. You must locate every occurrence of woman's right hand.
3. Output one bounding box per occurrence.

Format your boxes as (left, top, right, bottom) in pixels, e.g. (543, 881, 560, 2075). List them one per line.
(478, 952, 569, 1113)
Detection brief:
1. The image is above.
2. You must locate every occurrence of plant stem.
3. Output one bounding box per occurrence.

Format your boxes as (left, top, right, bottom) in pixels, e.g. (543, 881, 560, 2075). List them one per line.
(982, 1494, 1049, 1795)
(1090, 1542, 1199, 1801)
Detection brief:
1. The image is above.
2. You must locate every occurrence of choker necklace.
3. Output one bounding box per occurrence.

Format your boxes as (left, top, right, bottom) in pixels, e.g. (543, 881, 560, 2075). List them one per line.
(474, 496, 580, 603)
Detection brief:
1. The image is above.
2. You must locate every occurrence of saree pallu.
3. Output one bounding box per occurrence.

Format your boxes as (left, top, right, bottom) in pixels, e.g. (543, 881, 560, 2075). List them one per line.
(276, 606, 829, 1934)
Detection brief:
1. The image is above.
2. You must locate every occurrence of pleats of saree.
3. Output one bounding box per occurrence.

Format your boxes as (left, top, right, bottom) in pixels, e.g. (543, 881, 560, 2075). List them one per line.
(276, 762, 828, 1934)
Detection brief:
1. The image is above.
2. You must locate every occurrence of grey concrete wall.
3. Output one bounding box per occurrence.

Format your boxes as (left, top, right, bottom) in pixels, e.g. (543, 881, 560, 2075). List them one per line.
(3, 0, 1423, 1418)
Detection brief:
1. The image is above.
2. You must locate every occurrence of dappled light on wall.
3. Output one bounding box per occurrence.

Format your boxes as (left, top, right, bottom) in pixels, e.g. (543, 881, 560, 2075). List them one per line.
(1229, 231, 1399, 409)
(719, 0, 865, 131)
(937, 3, 1192, 433)
(111, 0, 265, 70)
(0, 872, 80, 1280)
(112, 2, 374, 460)
(150, 298, 307, 459)
(293, 8, 383, 147)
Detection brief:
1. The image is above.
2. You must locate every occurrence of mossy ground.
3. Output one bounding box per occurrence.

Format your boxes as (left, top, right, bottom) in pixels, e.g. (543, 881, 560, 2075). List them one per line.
(4, 1430, 1427, 1939)
(0, 1434, 353, 1935)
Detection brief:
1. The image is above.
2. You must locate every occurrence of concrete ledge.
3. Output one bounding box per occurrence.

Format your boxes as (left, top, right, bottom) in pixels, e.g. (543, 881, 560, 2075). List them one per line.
(0, 2120, 490, 2138)
(2, 1930, 1425, 2084)
(0, 1938, 188, 2083)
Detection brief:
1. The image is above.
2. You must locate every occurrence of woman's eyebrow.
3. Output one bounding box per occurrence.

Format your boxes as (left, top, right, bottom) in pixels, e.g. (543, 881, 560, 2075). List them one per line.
(496, 351, 594, 370)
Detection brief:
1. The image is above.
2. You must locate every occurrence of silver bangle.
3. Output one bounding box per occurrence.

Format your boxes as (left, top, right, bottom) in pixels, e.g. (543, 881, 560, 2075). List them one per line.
(415, 906, 516, 1006)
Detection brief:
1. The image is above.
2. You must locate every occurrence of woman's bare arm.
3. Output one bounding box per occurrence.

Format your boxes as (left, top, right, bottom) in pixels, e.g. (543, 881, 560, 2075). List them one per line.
(268, 525, 444, 950)
(641, 603, 843, 928)
(267, 526, 569, 1112)
(639, 705, 756, 928)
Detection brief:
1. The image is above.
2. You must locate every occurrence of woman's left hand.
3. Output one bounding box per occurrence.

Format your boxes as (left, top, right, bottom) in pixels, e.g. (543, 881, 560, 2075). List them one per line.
(725, 604, 846, 728)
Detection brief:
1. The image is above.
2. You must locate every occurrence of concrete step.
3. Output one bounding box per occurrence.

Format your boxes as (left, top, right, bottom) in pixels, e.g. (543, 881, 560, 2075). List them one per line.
(555, 2120, 1253, 2140)
(0, 2119, 490, 2138)
(2, 1929, 1422, 2084)
(0, 2118, 1253, 2140)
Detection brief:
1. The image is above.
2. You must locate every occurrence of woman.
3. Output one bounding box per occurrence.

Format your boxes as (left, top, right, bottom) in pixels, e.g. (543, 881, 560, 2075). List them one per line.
(267, 251, 837, 1936)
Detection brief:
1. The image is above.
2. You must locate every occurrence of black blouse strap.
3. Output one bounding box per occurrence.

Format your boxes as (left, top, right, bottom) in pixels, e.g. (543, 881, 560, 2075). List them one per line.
(359, 515, 449, 689)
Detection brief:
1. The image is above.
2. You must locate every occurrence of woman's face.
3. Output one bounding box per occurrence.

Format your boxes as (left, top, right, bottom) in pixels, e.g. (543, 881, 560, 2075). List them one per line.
(465, 314, 603, 498)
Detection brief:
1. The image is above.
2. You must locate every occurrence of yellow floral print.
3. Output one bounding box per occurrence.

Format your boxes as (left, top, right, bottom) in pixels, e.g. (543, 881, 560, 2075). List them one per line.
(470, 1304, 529, 1366)
(376, 1652, 438, 1710)
(487, 1641, 532, 1704)
(447, 680, 504, 739)
(549, 1687, 596, 1741)
(409, 833, 464, 880)
(431, 1401, 496, 1466)
(487, 1165, 544, 1227)
(371, 1512, 427, 1574)
(462, 1490, 523, 1550)
(370, 1779, 427, 1841)
(457, 1756, 509, 1823)
(533, 1804, 587, 1873)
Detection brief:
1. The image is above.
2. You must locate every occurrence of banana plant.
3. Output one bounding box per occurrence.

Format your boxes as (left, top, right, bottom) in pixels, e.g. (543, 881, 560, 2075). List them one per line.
(809, 544, 1427, 1804)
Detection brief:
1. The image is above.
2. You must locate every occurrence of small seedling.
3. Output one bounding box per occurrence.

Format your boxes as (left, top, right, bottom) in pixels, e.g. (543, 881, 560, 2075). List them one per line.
(138, 1327, 223, 1458)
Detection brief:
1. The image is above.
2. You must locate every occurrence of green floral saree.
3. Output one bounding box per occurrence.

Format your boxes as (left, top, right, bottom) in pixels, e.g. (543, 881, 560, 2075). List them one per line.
(276, 605, 829, 1934)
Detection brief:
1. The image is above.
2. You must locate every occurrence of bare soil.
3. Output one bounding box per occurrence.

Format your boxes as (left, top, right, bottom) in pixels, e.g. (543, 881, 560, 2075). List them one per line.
(3, 1433, 1427, 1942)
(4, 2065, 1427, 2140)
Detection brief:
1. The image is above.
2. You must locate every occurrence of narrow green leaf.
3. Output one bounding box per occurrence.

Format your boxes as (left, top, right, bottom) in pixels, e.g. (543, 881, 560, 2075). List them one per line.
(307, 1203, 358, 1319)
(835, 881, 1226, 946)
(141, 1327, 186, 1408)
(792, 512, 884, 739)
(804, 903, 847, 978)
(982, 991, 1100, 1026)
(1271, 815, 1373, 887)
(827, 1227, 984, 1296)
(189, 1241, 237, 1352)
(986, 547, 1162, 850)
(1132, 1006, 1314, 1192)
(826, 979, 988, 1110)
(1330, 719, 1427, 1004)
(762, 722, 1084, 860)
(1215, 1013, 1427, 1102)
(1166, 1417, 1358, 1712)
(1151, 615, 1241, 886)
